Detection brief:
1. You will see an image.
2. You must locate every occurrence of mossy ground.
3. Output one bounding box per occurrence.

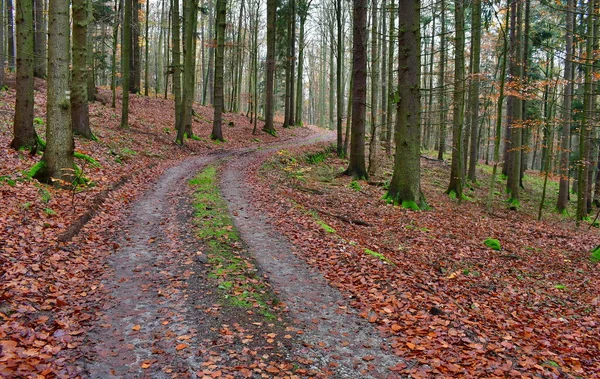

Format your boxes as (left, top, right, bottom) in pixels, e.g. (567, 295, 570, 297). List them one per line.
(190, 166, 277, 318)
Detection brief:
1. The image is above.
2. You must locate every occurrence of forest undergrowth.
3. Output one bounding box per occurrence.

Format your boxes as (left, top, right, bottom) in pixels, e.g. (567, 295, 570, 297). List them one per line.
(254, 143, 600, 377)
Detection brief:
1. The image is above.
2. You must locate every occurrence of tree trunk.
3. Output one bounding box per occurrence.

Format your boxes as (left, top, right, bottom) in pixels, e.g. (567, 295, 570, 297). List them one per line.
(144, 0, 150, 96)
(343, 0, 368, 179)
(446, 0, 465, 200)
(179, 0, 198, 141)
(33, 0, 46, 77)
(111, 0, 122, 108)
(557, 0, 574, 213)
(7, 0, 15, 71)
(211, 0, 226, 141)
(11, 0, 37, 150)
(172, 0, 182, 132)
(87, 23, 96, 101)
(436, 0, 446, 160)
(384, 0, 423, 209)
(577, 0, 595, 222)
(506, 0, 522, 203)
(35, 0, 74, 185)
(72, 0, 93, 139)
(0, 0, 4, 87)
(295, 0, 310, 126)
(263, 0, 276, 134)
(121, 0, 132, 128)
(367, 0, 379, 176)
(385, 0, 394, 155)
(335, 0, 343, 155)
(130, 0, 141, 93)
(466, 0, 481, 182)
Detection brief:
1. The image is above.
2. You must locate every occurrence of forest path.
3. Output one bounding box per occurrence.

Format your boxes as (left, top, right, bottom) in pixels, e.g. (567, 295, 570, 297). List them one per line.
(79, 127, 403, 378)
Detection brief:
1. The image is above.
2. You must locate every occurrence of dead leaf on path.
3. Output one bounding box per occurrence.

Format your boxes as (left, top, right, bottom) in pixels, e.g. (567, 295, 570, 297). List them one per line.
(175, 343, 188, 351)
(132, 325, 141, 331)
(141, 360, 152, 369)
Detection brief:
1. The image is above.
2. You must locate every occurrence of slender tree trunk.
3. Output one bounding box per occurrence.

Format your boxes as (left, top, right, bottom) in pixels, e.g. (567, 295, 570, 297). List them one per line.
(172, 0, 182, 132)
(263, 0, 276, 134)
(72, 0, 93, 139)
(121, 0, 132, 128)
(178, 0, 199, 143)
(87, 23, 96, 101)
(446, 0, 465, 200)
(343, 69, 353, 157)
(385, 0, 394, 155)
(486, 6, 509, 212)
(284, 0, 296, 127)
(7, 0, 15, 71)
(577, 0, 595, 222)
(0, 0, 4, 87)
(368, 0, 379, 175)
(385, 0, 423, 208)
(144, 0, 150, 96)
(335, 0, 343, 154)
(344, 0, 368, 179)
(467, 0, 481, 182)
(130, 0, 141, 93)
(111, 0, 122, 108)
(211, 0, 226, 141)
(506, 0, 523, 202)
(11, 0, 37, 150)
(557, 0, 574, 213)
(35, 0, 74, 185)
(33, 0, 46, 77)
(436, 0, 446, 160)
(380, 0, 387, 148)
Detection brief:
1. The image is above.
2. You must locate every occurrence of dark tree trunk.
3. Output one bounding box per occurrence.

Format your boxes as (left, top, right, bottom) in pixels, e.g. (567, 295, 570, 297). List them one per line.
(263, 0, 276, 134)
(7, 0, 15, 71)
(33, 0, 46, 77)
(343, 0, 368, 179)
(11, 0, 37, 150)
(130, 0, 141, 93)
(211, 0, 226, 141)
(121, 0, 132, 128)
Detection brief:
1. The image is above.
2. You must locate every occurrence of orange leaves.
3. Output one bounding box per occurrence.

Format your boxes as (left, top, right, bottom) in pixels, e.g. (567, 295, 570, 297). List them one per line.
(175, 343, 188, 351)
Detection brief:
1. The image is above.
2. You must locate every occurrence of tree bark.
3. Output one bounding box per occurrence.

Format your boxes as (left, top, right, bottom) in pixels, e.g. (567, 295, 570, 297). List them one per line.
(343, 0, 368, 179)
(7, 0, 15, 71)
(446, 0, 465, 200)
(130, 0, 141, 93)
(121, 0, 132, 128)
(385, 0, 423, 209)
(33, 0, 46, 77)
(11, 0, 37, 150)
(263, 0, 276, 134)
(436, 0, 446, 160)
(467, 0, 481, 182)
(211, 0, 226, 141)
(367, 0, 379, 176)
(72, 0, 93, 139)
(35, 0, 74, 185)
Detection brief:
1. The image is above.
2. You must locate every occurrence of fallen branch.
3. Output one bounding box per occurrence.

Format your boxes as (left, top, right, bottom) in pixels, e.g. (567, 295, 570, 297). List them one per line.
(313, 207, 371, 227)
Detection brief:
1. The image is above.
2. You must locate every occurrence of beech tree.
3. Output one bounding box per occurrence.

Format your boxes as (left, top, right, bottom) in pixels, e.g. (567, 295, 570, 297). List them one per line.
(263, 0, 276, 135)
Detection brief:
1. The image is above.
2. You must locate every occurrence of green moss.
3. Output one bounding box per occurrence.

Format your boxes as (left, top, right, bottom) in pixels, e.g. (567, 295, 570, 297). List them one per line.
(448, 190, 457, 200)
(590, 245, 600, 263)
(27, 161, 46, 178)
(364, 248, 395, 265)
(316, 220, 336, 233)
(190, 166, 277, 317)
(401, 200, 420, 211)
(350, 180, 361, 191)
(554, 284, 566, 290)
(484, 238, 502, 251)
(262, 128, 277, 137)
(43, 208, 57, 216)
(507, 198, 521, 209)
(74, 152, 101, 168)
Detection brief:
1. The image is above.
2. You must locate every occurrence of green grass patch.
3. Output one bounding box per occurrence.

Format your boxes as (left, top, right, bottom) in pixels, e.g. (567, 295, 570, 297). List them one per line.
(350, 180, 362, 192)
(190, 166, 277, 319)
(364, 248, 395, 265)
(590, 245, 600, 263)
(316, 220, 336, 233)
(484, 238, 502, 251)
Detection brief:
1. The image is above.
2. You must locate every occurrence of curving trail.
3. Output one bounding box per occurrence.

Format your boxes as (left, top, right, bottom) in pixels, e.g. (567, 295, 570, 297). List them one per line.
(80, 128, 404, 378)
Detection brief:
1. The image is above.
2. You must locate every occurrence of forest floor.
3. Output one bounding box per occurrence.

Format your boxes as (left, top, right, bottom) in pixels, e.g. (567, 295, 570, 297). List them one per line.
(1, 79, 599, 379)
